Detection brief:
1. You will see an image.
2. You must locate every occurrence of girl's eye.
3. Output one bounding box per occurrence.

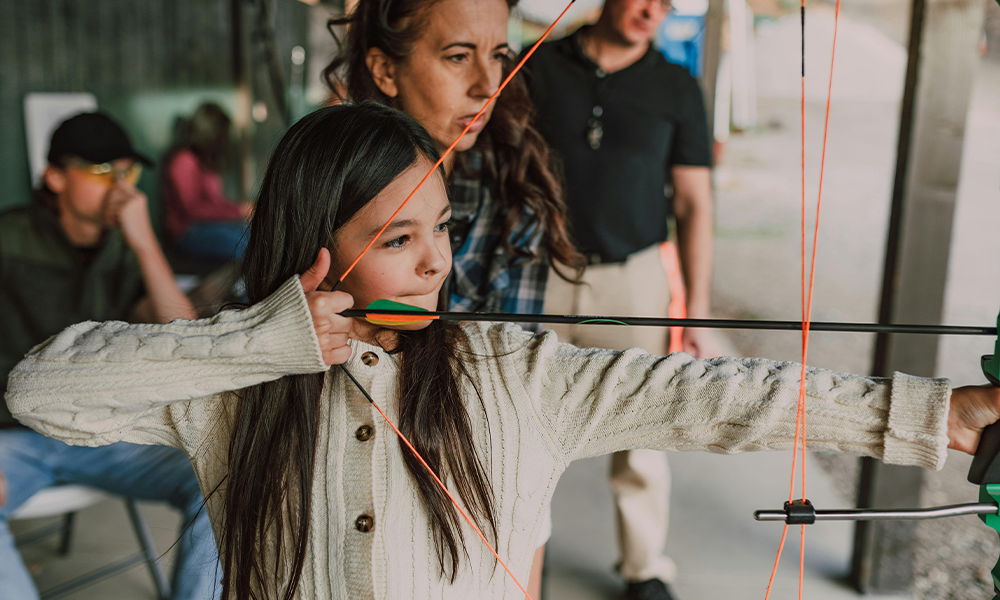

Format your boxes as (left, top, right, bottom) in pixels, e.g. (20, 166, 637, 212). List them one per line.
(384, 235, 409, 249)
(446, 53, 468, 63)
(434, 222, 449, 233)
(493, 52, 508, 62)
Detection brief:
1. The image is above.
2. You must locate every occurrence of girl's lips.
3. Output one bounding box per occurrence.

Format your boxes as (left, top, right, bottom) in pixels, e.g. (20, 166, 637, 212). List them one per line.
(457, 114, 486, 134)
(398, 290, 442, 309)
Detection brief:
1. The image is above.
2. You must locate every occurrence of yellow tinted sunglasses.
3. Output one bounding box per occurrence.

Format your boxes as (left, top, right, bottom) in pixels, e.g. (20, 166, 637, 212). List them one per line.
(67, 159, 143, 186)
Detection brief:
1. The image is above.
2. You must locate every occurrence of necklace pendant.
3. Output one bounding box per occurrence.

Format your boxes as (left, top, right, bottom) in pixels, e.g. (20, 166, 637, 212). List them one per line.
(587, 117, 603, 150)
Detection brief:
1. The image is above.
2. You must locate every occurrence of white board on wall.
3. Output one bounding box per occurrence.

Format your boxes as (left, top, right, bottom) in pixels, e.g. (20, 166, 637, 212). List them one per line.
(24, 93, 98, 186)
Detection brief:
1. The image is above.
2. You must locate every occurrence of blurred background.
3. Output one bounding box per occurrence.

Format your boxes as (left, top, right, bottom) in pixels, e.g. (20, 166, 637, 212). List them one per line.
(2, 0, 999, 598)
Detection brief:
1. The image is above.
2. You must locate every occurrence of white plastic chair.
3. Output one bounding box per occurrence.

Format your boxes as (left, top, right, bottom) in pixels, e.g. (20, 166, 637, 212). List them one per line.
(13, 485, 169, 600)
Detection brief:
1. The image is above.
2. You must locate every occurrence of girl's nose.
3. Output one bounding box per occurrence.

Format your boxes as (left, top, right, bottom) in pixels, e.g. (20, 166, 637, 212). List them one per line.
(421, 241, 449, 277)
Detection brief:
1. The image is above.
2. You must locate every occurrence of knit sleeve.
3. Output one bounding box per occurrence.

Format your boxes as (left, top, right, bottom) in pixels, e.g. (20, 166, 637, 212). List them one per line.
(495, 325, 951, 471)
(5, 276, 328, 448)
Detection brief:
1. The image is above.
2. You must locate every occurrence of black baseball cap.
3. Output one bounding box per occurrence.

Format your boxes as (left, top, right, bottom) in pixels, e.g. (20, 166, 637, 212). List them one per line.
(47, 112, 154, 167)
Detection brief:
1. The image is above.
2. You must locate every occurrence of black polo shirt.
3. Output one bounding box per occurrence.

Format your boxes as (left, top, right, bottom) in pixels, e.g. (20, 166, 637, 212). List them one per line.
(0, 202, 145, 427)
(527, 29, 712, 263)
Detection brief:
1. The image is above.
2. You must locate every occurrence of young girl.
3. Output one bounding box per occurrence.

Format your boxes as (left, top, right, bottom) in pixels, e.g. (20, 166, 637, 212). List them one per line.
(326, 1, 582, 585)
(7, 103, 998, 600)
(325, 0, 584, 321)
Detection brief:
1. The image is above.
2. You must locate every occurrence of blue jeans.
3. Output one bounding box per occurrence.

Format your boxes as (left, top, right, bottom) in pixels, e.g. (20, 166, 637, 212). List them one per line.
(176, 222, 248, 262)
(0, 430, 222, 600)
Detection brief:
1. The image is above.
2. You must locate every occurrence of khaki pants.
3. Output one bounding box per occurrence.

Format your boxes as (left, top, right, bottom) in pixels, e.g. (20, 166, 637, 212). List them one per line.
(545, 244, 677, 583)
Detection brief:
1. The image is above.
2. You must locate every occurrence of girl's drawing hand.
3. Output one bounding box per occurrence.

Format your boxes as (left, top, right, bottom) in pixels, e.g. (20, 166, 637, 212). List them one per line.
(300, 248, 354, 365)
(948, 385, 1000, 454)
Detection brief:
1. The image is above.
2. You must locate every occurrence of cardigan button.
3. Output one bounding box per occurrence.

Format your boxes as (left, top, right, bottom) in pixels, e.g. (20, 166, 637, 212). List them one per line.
(361, 351, 379, 366)
(355, 514, 375, 533)
(355, 425, 374, 442)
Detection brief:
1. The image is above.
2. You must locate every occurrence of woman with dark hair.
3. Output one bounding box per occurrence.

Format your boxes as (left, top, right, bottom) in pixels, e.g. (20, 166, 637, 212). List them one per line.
(324, 0, 584, 320)
(8, 102, 998, 600)
(163, 103, 253, 262)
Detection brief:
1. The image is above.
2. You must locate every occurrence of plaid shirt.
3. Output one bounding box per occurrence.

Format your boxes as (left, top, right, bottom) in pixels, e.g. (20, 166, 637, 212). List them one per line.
(447, 155, 547, 332)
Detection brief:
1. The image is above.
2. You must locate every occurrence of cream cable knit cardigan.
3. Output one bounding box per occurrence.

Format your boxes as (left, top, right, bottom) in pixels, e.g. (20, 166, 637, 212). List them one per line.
(7, 277, 952, 599)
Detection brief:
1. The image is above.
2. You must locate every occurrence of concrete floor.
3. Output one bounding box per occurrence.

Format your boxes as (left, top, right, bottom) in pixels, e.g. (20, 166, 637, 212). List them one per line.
(543, 440, 897, 600)
(11, 500, 183, 599)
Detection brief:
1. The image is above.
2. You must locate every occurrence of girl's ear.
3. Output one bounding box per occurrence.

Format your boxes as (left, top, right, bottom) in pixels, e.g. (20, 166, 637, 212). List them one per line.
(43, 165, 67, 194)
(366, 47, 399, 98)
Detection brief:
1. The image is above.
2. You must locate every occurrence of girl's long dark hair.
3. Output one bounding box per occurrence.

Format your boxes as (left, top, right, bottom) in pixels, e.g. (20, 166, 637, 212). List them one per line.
(221, 101, 496, 599)
(323, 0, 584, 280)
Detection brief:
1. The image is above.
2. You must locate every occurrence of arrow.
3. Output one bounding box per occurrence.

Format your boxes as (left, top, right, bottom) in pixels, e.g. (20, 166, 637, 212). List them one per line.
(345, 303, 997, 337)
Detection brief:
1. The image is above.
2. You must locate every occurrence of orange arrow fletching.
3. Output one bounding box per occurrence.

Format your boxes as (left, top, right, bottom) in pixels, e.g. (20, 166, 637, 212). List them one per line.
(363, 299, 438, 326)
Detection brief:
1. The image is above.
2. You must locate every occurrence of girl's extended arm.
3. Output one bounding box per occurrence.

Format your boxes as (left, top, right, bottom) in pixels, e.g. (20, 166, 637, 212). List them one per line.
(5, 276, 328, 446)
(500, 325, 956, 471)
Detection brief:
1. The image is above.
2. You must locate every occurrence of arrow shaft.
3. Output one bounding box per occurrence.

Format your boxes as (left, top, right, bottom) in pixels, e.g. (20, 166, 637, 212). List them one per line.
(342, 309, 997, 337)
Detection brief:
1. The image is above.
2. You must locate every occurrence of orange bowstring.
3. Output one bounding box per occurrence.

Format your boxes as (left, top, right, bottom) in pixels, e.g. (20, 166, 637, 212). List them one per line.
(334, 4, 577, 598)
(764, 0, 841, 597)
(370, 396, 532, 598)
(336, 0, 577, 287)
(339, 364, 531, 598)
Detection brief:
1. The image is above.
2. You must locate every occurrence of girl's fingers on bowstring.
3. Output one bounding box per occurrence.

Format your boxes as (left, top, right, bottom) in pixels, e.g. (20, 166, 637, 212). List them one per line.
(318, 332, 351, 362)
(321, 340, 353, 366)
(308, 292, 354, 365)
(947, 385, 1000, 454)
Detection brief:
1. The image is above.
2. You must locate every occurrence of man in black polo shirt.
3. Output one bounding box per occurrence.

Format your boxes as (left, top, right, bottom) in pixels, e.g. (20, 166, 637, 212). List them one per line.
(0, 113, 220, 600)
(528, 1, 716, 598)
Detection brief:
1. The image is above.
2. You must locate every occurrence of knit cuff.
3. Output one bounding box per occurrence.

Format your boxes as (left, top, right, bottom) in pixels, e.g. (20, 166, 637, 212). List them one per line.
(245, 276, 328, 373)
(883, 372, 951, 470)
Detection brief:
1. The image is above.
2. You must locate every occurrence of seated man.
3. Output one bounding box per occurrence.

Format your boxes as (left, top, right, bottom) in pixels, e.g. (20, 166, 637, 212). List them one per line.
(0, 112, 221, 600)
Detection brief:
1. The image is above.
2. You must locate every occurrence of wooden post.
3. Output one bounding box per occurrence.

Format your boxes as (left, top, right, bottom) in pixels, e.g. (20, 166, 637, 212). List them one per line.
(850, 0, 987, 591)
